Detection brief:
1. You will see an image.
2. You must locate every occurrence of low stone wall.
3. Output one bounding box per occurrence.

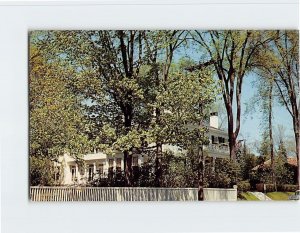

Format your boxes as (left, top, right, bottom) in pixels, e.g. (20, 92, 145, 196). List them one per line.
(30, 186, 237, 201)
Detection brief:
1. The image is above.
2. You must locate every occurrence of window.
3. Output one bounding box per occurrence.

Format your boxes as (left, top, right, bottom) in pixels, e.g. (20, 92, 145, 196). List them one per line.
(108, 159, 114, 173)
(79, 166, 85, 176)
(70, 166, 76, 181)
(218, 137, 225, 144)
(132, 156, 138, 167)
(97, 163, 104, 175)
(211, 135, 216, 144)
(116, 158, 122, 172)
(108, 159, 114, 168)
(88, 165, 94, 181)
(54, 166, 60, 182)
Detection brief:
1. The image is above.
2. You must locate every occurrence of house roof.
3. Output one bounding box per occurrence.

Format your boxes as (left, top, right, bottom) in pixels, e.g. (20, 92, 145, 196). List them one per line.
(252, 157, 298, 171)
(59, 151, 123, 163)
(208, 126, 228, 135)
(252, 160, 271, 171)
(287, 157, 298, 166)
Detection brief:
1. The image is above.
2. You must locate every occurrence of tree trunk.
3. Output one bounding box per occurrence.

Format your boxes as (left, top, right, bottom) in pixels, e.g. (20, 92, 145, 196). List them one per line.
(124, 150, 132, 186)
(154, 40, 174, 187)
(292, 105, 299, 189)
(198, 103, 205, 201)
(155, 141, 162, 187)
(229, 135, 236, 161)
(294, 116, 300, 190)
(297, 130, 300, 190)
(123, 113, 133, 186)
(226, 106, 237, 161)
(155, 70, 162, 187)
(198, 145, 205, 201)
(268, 83, 275, 188)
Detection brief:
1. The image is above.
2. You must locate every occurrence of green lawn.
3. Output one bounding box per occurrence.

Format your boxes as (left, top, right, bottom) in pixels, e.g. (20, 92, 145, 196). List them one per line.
(266, 192, 294, 200)
(239, 192, 260, 201)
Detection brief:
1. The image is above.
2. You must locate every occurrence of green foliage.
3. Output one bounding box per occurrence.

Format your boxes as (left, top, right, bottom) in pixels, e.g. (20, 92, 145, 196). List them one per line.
(206, 159, 241, 188)
(277, 140, 287, 158)
(160, 150, 192, 188)
(237, 181, 251, 192)
(277, 185, 298, 192)
(29, 45, 90, 162)
(274, 155, 294, 185)
(258, 131, 272, 159)
(236, 146, 258, 180)
(30, 156, 57, 186)
(256, 183, 276, 192)
(151, 70, 217, 148)
(250, 166, 274, 185)
(29, 30, 298, 189)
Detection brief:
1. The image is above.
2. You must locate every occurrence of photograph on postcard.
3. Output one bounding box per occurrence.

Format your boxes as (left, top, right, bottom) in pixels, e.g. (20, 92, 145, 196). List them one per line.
(29, 30, 299, 201)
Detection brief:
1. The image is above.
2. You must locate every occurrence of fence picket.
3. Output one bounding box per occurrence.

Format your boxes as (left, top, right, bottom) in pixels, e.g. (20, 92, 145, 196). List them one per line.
(29, 186, 237, 201)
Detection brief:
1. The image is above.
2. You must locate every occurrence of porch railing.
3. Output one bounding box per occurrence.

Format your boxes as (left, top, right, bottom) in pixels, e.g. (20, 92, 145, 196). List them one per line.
(205, 143, 230, 155)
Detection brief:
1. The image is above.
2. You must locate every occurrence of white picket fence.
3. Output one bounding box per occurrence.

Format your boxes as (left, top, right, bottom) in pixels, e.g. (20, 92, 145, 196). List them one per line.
(203, 188, 237, 201)
(30, 186, 237, 201)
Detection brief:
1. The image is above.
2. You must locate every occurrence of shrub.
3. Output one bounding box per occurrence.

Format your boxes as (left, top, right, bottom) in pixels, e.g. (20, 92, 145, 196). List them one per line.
(256, 183, 276, 192)
(30, 156, 57, 186)
(266, 184, 276, 192)
(277, 184, 298, 192)
(206, 159, 241, 188)
(237, 181, 251, 192)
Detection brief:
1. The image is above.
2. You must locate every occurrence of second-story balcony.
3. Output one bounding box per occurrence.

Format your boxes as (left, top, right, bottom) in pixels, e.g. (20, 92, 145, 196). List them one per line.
(204, 143, 230, 158)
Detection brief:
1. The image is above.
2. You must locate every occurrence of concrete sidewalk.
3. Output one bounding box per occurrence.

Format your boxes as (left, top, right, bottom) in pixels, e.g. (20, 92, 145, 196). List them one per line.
(249, 192, 272, 201)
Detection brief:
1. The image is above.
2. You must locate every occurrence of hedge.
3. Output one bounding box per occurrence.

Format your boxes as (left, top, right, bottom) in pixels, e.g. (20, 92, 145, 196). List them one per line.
(256, 183, 298, 192)
(237, 181, 251, 192)
(256, 183, 276, 192)
(277, 184, 298, 192)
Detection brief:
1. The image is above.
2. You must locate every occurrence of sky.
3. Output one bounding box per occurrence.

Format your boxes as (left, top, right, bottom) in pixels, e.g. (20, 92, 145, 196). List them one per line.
(67, 31, 296, 155)
(174, 41, 295, 154)
(239, 73, 294, 153)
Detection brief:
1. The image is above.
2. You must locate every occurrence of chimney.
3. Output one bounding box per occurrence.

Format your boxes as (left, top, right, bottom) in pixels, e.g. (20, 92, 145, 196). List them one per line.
(210, 112, 219, 128)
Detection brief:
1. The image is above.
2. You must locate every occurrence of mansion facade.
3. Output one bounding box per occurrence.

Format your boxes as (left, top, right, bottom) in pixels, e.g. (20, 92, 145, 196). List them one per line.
(57, 112, 230, 185)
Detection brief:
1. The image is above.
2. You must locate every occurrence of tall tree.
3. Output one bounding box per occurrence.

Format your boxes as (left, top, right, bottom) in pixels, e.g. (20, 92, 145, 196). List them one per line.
(267, 79, 275, 185)
(150, 30, 187, 186)
(29, 43, 90, 161)
(87, 30, 149, 186)
(190, 30, 273, 160)
(44, 30, 192, 187)
(246, 74, 276, 185)
(29, 40, 91, 185)
(156, 66, 218, 197)
(258, 30, 299, 188)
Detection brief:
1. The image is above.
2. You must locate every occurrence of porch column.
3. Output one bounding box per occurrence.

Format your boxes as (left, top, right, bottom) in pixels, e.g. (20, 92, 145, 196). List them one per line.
(93, 162, 96, 173)
(212, 157, 216, 172)
(75, 164, 79, 181)
(104, 159, 109, 175)
(121, 158, 125, 171)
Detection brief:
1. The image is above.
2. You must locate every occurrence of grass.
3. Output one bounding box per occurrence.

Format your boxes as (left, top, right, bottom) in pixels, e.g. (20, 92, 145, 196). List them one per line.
(266, 192, 294, 200)
(239, 192, 260, 201)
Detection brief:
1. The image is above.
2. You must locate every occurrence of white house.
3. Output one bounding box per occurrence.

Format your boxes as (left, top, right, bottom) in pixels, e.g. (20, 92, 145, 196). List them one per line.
(56, 112, 229, 185)
(205, 112, 230, 159)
